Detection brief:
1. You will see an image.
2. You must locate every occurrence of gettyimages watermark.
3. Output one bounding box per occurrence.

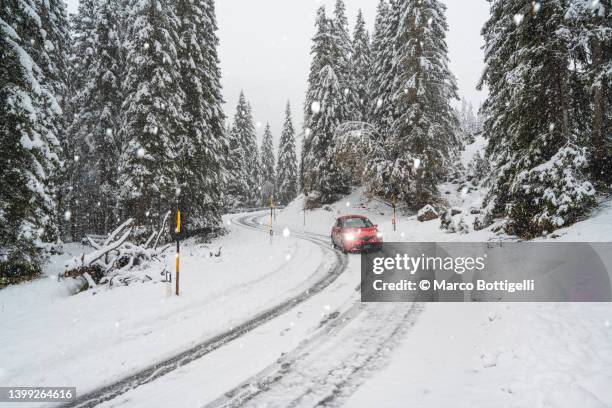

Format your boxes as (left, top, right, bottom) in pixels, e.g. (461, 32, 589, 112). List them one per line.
(361, 243, 612, 302)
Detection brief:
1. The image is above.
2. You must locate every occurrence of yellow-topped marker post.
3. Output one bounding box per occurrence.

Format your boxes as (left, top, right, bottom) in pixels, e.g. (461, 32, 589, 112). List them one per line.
(175, 209, 181, 296)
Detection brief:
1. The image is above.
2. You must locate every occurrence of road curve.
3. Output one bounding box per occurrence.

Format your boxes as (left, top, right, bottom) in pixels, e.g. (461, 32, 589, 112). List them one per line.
(63, 212, 348, 408)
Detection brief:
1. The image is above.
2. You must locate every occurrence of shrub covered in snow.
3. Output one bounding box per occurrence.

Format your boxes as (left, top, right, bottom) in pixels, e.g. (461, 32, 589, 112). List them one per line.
(417, 205, 439, 222)
(506, 145, 595, 237)
(440, 210, 470, 234)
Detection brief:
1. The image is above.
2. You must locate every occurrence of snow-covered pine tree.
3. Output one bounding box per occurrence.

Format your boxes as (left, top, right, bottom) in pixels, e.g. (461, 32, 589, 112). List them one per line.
(119, 0, 184, 228)
(62, 0, 98, 240)
(368, 0, 399, 138)
(230, 92, 260, 206)
(303, 66, 350, 205)
(302, 5, 352, 203)
(304, 7, 335, 127)
(350, 10, 372, 122)
(1, 0, 64, 278)
(384, 0, 459, 209)
(68, 0, 124, 236)
(225, 124, 248, 209)
(565, 0, 611, 182)
(331, 0, 354, 113)
(276, 102, 299, 205)
(302, 7, 329, 188)
(456, 98, 481, 144)
(480, 0, 595, 237)
(260, 123, 275, 203)
(175, 0, 225, 233)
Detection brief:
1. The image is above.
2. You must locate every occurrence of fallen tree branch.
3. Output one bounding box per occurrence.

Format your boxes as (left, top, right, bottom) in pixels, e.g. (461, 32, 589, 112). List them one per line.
(61, 216, 170, 292)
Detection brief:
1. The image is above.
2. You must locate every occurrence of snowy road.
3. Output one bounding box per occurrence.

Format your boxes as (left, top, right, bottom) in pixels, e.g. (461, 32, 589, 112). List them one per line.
(90, 213, 425, 408)
(60, 212, 349, 407)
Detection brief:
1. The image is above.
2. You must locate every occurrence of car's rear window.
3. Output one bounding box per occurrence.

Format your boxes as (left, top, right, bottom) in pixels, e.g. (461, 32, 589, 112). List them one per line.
(342, 218, 373, 228)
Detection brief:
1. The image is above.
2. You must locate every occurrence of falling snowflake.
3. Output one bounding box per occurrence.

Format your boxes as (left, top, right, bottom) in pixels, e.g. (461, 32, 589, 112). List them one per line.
(305, 128, 312, 137)
(64, 210, 72, 221)
(376, 98, 383, 109)
(532, 2, 541, 13)
(285, 253, 292, 261)
(413, 158, 421, 170)
(137, 148, 146, 158)
(590, 0, 600, 9)
(256, 122, 262, 128)
(106, 128, 113, 137)
(344, 88, 350, 96)
(311, 101, 321, 114)
(513, 14, 524, 25)
(143, 42, 150, 50)
(283, 227, 291, 238)
(427, 17, 433, 26)
(549, 123, 555, 132)
(74, 155, 80, 162)
(346, 201, 351, 207)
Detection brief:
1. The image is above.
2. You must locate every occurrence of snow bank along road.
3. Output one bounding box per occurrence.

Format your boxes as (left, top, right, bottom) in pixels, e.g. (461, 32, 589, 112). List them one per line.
(61, 212, 349, 408)
(89, 215, 426, 408)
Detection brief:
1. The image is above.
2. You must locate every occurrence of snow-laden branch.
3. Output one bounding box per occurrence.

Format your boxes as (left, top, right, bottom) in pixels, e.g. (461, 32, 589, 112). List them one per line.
(61, 216, 170, 291)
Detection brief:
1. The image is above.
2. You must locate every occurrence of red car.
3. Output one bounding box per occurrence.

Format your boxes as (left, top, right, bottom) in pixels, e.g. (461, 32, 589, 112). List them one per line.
(331, 215, 383, 253)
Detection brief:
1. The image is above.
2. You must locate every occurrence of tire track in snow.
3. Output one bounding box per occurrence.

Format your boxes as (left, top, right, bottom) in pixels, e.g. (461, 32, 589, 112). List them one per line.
(206, 302, 423, 408)
(205, 238, 427, 408)
(64, 212, 348, 408)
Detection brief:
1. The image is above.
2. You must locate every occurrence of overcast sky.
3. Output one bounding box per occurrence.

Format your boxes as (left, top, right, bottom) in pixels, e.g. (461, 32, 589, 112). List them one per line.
(65, 0, 490, 146)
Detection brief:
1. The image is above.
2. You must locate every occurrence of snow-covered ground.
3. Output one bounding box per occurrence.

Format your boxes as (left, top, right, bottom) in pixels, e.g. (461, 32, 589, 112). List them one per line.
(1, 137, 611, 407)
(271, 185, 612, 407)
(346, 303, 612, 408)
(0, 215, 330, 404)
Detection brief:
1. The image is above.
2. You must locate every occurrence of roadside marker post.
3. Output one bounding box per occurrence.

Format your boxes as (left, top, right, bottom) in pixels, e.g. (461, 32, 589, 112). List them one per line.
(269, 196, 274, 236)
(175, 210, 181, 296)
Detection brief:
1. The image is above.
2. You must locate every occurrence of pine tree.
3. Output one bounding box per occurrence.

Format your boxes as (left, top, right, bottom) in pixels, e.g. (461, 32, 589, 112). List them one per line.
(304, 7, 336, 127)
(566, 0, 611, 182)
(176, 0, 225, 233)
(276, 102, 299, 205)
(350, 10, 372, 122)
(1, 0, 65, 278)
(119, 0, 185, 228)
(331, 0, 353, 109)
(369, 0, 399, 137)
(302, 5, 352, 203)
(370, 0, 459, 209)
(67, 0, 124, 236)
(260, 123, 276, 203)
(230, 92, 260, 206)
(225, 124, 248, 209)
(303, 66, 349, 204)
(60, 0, 97, 240)
(480, 0, 595, 237)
